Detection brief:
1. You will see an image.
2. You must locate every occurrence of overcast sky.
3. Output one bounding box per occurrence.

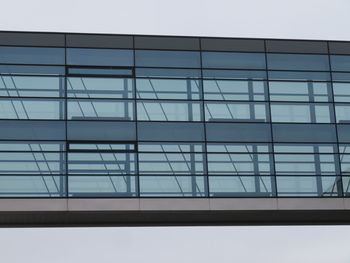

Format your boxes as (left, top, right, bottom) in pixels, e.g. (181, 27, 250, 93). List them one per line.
(1, 0, 350, 262)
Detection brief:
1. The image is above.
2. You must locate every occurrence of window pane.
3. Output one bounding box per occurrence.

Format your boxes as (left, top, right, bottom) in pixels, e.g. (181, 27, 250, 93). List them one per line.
(0, 141, 65, 151)
(139, 142, 204, 152)
(137, 122, 205, 141)
(135, 50, 200, 68)
(203, 80, 267, 101)
(69, 176, 136, 197)
(277, 176, 341, 197)
(67, 67, 133, 76)
(203, 69, 267, 80)
(335, 104, 350, 123)
(333, 83, 350, 102)
(0, 76, 64, 97)
(273, 124, 337, 143)
(139, 176, 206, 197)
(267, 54, 330, 71)
(206, 123, 271, 142)
(0, 46, 64, 65)
(0, 98, 64, 119)
(67, 121, 136, 141)
(68, 99, 134, 120)
(67, 77, 134, 99)
(209, 176, 273, 197)
(330, 55, 350, 71)
(0, 152, 65, 174)
(202, 52, 266, 69)
(0, 65, 65, 75)
(67, 48, 133, 66)
(68, 152, 136, 174)
(136, 78, 201, 100)
(0, 176, 65, 197)
(137, 101, 202, 121)
(207, 143, 271, 153)
(205, 102, 269, 122)
(343, 177, 350, 196)
(271, 103, 334, 123)
(136, 68, 201, 79)
(269, 82, 332, 102)
(268, 71, 331, 81)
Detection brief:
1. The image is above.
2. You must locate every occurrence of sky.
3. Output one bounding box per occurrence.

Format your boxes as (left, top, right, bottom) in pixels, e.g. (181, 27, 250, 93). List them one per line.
(1, 0, 350, 262)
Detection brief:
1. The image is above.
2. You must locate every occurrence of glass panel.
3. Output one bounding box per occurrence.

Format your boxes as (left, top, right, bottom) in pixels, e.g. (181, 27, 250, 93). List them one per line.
(203, 69, 267, 80)
(0, 76, 64, 97)
(67, 48, 133, 66)
(202, 52, 266, 69)
(136, 79, 201, 99)
(68, 67, 133, 76)
(268, 71, 331, 81)
(267, 54, 330, 71)
(330, 55, 350, 71)
(67, 77, 134, 99)
(0, 176, 65, 197)
(273, 124, 337, 143)
(68, 152, 136, 174)
(68, 99, 134, 120)
(135, 50, 200, 68)
(0, 152, 65, 174)
(139, 176, 206, 197)
(203, 80, 267, 101)
(333, 83, 350, 102)
(0, 46, 65, 65)
(343, 177, 350, 196)
(271, 103, 334, 123)
(139, 142, 205, 152)
(137, 122, 204, 141)
(277, 176, 341, 197)
(68, 176, 136, 197)
(269, 82, 332, 102)
(335, 104, 350, 123)
(0, 141, 65, 151)
(207, 153, 273, 175)
(332, 72, 350, 81)
(136, 68, 201, 79)
(209, 176, 273, 197)
(207, 143, 271, 153)
(69, 143, 135, 152)
(274, 144, 337, 153)
(206, 123, 271, 142)
(0, 65, 65, 75)
(137, 101, 202, 121)
(205, 102, 269, 122)
(0, 98, 64, 119)
(67, 121, 136, 141)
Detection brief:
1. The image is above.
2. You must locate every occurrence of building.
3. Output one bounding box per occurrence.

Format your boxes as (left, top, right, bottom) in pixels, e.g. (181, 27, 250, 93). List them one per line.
(0, 31, 350, 226)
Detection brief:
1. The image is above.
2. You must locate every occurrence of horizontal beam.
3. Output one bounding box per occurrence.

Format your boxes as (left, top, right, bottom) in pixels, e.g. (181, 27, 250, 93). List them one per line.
(0, 198, 350, 227)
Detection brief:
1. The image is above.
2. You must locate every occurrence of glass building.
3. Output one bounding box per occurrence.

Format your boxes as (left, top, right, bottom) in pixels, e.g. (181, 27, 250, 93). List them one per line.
(1, 31, 350, 199)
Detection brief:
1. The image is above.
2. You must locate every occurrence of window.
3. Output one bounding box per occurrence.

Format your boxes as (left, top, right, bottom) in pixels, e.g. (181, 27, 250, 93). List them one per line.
(202, 52, 266, 69)
(267, 54, 330, 71)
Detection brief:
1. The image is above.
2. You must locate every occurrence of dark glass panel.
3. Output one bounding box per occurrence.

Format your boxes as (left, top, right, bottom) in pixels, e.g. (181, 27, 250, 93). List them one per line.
(267, 54, 330, 71)
(202, 52, 266, 69)
(330, 55, 350, 71)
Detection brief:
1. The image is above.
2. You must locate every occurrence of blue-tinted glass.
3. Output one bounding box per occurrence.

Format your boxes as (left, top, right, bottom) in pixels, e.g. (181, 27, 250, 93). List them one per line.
(67, 77, 134, 99)
(206, 123, 271, 142)
(330, 55, 350, 71)
(332, 72, 350, 81)
(0, 76, 64, 97)
(136, 68, 201, 78)
(0, 176, 65, 197)
(202, 52, 266, 69)
(0, 46, 65, 65)
(335, 104, 350, 123)
(333, 83, 350, 102)
(135, 50, 200, 68)
(267, 54, 330, 71)
(273, 124, 337, 143)
(137, 101, 202, 121)
(138, 142, 205, 152)
(0, 152, 65, 174)
(139, 176, 206, 197)
(203, 69, 267, 80)
(203, 80, 268, 101)
(277, 176, 341, 197)
(68, 152, 136, 174)
(67, 48, 133, 66)
(67, 121, 136, 141)
(136, 78, 201, 99)
(269, 82, 332, 102)
(68, 99, 134, 120)
(271, 103, 334, 123)
(0, 98, 64, 119)
(0, 141, 65, 151)
(207, 143, 271, 153)
(205, 102, 269, 122)
(137, 122, 205, 141)
(0, 120, 65, 140)
(343, 177, 350, 196)
(209, 176, 273, 197)
(69, 176, 136, 197)
(268, 71, 331, 81)
(68, 67, 133, 76)
(0, 65, 65, 75)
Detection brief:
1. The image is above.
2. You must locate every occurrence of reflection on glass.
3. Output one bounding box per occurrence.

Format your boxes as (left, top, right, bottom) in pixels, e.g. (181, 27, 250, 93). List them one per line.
(267, 54, 330, 71)
(202, 52, 266, 69)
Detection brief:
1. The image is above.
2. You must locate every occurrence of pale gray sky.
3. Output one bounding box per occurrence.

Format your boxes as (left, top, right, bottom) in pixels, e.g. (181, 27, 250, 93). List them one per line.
(1, 0, 350, 262)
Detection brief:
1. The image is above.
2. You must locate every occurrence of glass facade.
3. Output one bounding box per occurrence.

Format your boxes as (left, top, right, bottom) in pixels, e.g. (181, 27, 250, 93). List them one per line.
(0, 33, 350, 198)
